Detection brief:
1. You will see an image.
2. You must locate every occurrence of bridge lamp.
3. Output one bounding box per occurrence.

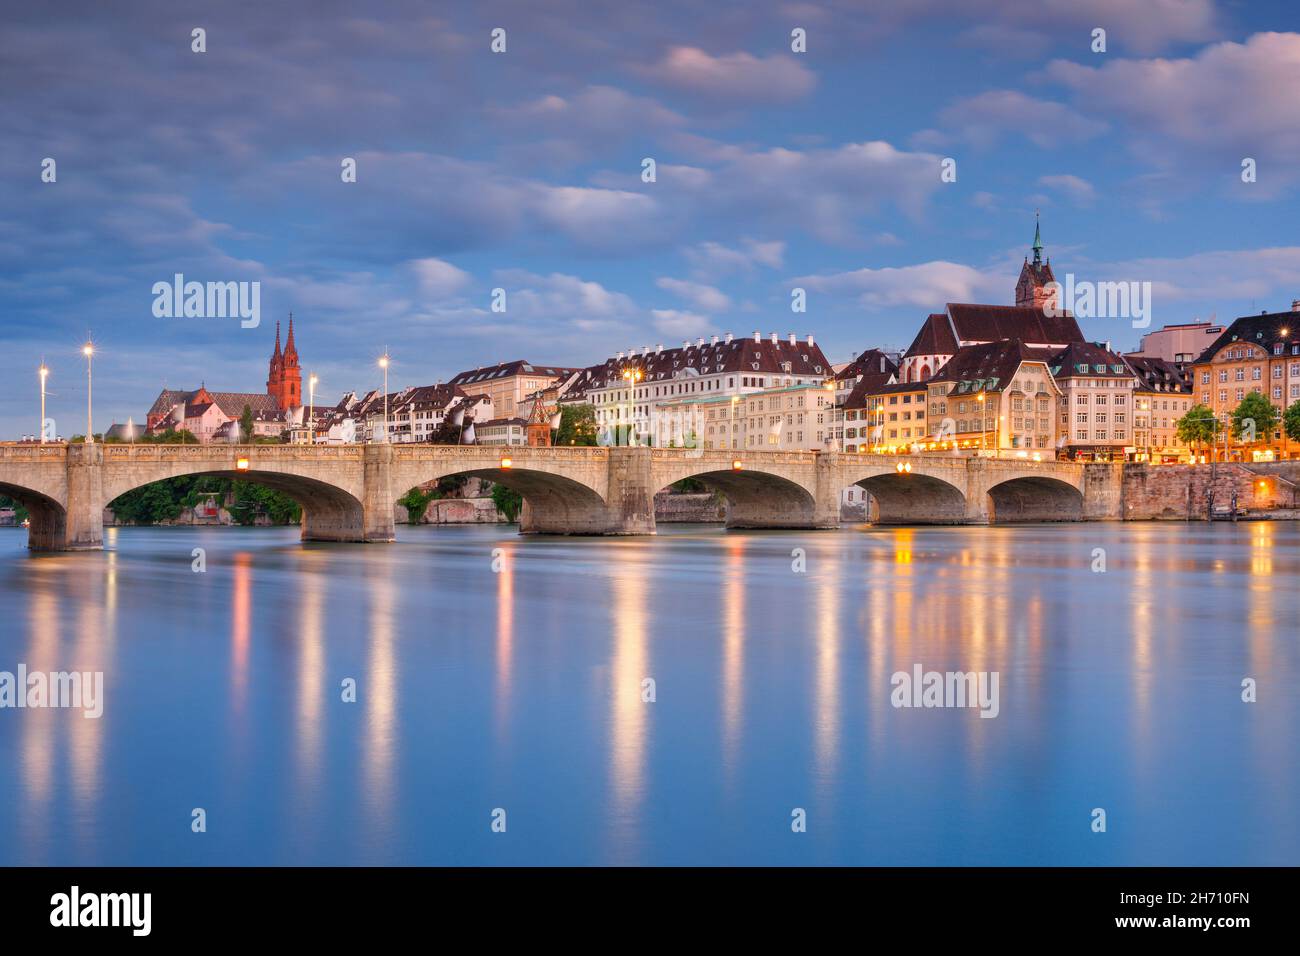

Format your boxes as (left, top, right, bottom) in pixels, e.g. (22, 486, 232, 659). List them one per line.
(500, 457, 513, 469)
(236, 457, 250, 471)
(38, 363, 49, 444)
(308, 373, 318, 444)
(82, 340, 95, 443)
(731, 459, 743, 471)
(378, 353, 391, 444)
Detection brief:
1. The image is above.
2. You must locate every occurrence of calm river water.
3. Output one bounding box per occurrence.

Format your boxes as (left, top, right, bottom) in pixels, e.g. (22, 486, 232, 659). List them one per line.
(1, 521, 1296, 866)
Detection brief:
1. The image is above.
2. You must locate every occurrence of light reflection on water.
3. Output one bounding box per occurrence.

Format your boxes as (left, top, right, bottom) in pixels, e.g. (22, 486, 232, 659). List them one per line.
(0, 521, 1296, 866)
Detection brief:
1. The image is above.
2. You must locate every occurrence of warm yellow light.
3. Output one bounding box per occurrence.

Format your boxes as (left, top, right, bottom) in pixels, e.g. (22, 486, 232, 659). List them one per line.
(732, 459, 743, 471)
(378, 355, 390, 369)
(500, 457, 513, 469)
(977, 393, 985, 403)
(309, 374, 319, 387)
(82, 343, 94, 358)
(236, 457, 250, 471)
(39, 365, 48, 380)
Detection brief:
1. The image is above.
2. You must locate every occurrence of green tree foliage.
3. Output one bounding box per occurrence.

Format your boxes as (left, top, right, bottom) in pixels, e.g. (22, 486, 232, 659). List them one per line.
(490, 483, 523, 523)
(555, 404, 598, 446)
(1284, 399, 1300, 444)
(240, 404, 255, 443)
(1174, 404, 1219, 456)
(1231, 391, 1279, 443)
(670, 477, 707, 493)
(398, 486, 436, 524)
(0, 495, 30, 523)
(107, 475, 300, 525)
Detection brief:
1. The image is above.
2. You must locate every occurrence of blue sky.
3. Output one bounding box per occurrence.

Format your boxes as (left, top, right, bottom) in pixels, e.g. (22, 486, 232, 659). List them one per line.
(1, 0, 1297, 436)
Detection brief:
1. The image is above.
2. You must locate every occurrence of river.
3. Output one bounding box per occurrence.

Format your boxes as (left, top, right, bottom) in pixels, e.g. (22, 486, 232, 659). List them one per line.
(1, 521, 1296, 865)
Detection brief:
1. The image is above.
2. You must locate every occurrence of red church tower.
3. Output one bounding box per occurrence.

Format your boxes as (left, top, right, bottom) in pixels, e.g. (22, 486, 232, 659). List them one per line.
(266, 315, 303, 409)
(1015, 214, 1058, 311)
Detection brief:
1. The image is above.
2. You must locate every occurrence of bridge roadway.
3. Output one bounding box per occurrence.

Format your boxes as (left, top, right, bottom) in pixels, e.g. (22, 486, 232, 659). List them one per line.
(0, 443, 1123, 551)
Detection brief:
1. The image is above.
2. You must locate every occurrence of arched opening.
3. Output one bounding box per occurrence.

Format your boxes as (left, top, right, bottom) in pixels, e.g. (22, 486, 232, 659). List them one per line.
(104, 471, 374, 542)
(656, 469, 819, 529)
(848, 472, 968, 525)
(401, 467, 614, 534)
(986, 476, 1083, 523)
(0, 481, 69, 552)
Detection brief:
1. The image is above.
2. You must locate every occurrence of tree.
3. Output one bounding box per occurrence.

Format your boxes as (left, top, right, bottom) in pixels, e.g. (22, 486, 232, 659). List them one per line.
(1231, 392, 1278, 446)
(555, 404, 598, 446)
(1175, 404, 1219, 459)
(240, 404, 255, 443)
(0, 495, 29, 523)
(141, 428, 198, 444)
(1283, 399, 1300, 445)
(490, 483, 523, 523)
(398, 486, 436, 524)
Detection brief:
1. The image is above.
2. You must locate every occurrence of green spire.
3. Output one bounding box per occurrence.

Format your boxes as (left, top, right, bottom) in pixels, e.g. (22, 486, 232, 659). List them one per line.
(1032, 212, 1043, 265)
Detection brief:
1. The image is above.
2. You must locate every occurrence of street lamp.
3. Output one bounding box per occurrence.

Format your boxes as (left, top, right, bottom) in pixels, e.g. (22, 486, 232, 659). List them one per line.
(82, 340, 94, 444)
(621, 367, 642, 445)
(308, 373, 318, 445)
(977, 392, 986, 453)
(378, 352, 390, 444)
(38, 361, 48, 444)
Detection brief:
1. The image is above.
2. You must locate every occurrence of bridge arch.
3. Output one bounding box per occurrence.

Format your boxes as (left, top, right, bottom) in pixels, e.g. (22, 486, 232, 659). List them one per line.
(843, 468, 969, 525)
(401, 464, 613, 533)
(985, 475, 1083, 523)
(0, 480, 69, 552)
(649, 451, 822, 529)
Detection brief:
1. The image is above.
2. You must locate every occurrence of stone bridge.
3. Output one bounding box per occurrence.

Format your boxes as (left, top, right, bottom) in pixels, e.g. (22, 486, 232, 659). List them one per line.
(0, 443, 1122, 551)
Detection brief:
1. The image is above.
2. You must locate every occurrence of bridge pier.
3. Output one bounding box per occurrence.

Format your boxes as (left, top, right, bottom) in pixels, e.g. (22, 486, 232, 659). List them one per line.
(519, 447, 656, 535)
(62, 443, 105, 550)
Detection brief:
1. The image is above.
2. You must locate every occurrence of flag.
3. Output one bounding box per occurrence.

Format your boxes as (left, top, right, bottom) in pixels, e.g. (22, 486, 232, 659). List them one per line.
(450, 406, 465, 427)
(550, 410, 562, 431)
(461, 421, 476, 444)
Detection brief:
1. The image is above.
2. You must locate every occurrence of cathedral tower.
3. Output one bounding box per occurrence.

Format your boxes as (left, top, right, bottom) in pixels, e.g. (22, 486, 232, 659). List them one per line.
(1015, 215, 1058, 311)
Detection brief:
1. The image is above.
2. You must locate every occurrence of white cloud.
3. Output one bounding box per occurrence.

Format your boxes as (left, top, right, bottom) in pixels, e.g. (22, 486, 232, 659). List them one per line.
(794, 261, 1009, 308)
(409, 257, 472, 298)
(655, 277, 731, 311)
(638, 46, 816, 103)
(1038, 174, 1096, 205)
(938, 90, 1107, 148)
(651, 309, 713, 338)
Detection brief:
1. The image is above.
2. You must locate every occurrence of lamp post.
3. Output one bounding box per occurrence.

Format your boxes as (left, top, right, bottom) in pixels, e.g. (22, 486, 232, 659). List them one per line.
(38, 361, 48, 443)
(621, 367, 642, 445)
(82, 340, 94, 444)
(308, 373, 318, 445)
(977, 392, 986, 454)
(378, 352, 390, 444)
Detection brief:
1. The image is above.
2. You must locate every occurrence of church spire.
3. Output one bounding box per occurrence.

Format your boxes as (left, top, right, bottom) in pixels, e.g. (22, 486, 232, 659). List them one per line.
(284, 312, 298, 363)
(272, 321, 282, 361)
(1032, 211, 1043, 266)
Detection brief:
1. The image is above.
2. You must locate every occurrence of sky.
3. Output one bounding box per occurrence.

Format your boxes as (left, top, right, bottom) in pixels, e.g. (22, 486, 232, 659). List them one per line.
(1, 0, 1298, 437)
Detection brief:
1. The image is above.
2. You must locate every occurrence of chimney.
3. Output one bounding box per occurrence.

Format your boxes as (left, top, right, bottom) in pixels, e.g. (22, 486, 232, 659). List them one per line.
(754, 330, 761, 342)
(656, 343, 663, 353)
(806, 333, 815, 347)
(616, 351, 624, 360)
(683, 340, 690, 349)
(642, 346, 650, 356)
(1292, 300, 1300, 312)
(711, 335, 719, 346)
(770, 332, 778, 344)
(788, 332, 796, 345)
(879, 356, 886, 373)
(725, 331, 733, 344)
(697, 337, 705, 347)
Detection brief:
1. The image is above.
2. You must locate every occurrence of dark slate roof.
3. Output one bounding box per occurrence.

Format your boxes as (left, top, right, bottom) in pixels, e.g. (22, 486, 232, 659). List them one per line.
(585, 335, 832, 389)
(1047, 341, 1135, 380)
(945, 303, 1085, 347)
(834, 348, 898, 382)
(903, 313, 958, 358)
(1193, 310, 1300, 364)
(448, 360, 581, 387)
(1125, 356, 1192, 393)
(842, 378, 925, 410)
(148, 388, 281, 419)
(929, 340, 1056, 394)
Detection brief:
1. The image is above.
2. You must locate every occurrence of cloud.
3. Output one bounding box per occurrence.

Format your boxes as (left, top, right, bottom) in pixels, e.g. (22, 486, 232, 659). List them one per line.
(1038, 174, 1096, 205)
(938, 90, 1107, 148)
(409, 258, 472, 298)
(1045, 33, 1300, 172)
(651, 309, 714, 338)
(655, 277, 731, 311)
(794, 261, 1010, 309)
(637, 46, 816, 103)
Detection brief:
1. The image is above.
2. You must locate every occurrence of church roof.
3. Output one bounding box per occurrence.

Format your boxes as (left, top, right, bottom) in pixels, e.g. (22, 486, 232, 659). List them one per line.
(1193, 310, 1300, 364)
(945, 303, 1084, 347)
(929, 339, 1056, 394)
(903, 314, 959, 358)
